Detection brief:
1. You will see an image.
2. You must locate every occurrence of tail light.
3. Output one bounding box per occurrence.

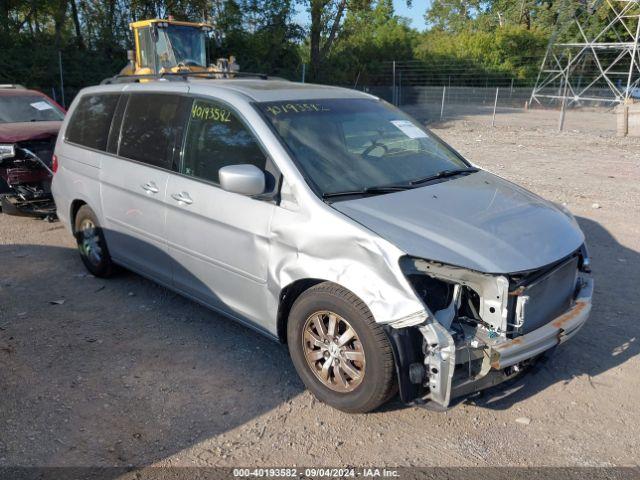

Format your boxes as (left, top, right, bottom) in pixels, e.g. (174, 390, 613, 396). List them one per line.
(51, 154, 58, 174)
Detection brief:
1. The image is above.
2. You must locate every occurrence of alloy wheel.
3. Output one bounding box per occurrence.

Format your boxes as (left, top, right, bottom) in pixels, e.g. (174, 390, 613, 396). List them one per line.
(302, 310, 366, 392)
(79, 218, 103, 266)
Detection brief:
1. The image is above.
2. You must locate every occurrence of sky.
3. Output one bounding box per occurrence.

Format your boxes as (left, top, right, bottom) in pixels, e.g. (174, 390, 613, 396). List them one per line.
(293, 0, 428, 31)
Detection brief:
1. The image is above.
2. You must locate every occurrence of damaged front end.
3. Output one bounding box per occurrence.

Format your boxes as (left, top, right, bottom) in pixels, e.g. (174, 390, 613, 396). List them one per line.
(385, 249, 593, 409)
(0, 141, 56, 218)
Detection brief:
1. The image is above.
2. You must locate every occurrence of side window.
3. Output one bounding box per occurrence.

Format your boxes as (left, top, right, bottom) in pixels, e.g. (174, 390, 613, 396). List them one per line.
(182, 99, 267, 185)
(119, 93, 182, 169)
(136, 27, 153, 69)
(65, 94, 120, 151)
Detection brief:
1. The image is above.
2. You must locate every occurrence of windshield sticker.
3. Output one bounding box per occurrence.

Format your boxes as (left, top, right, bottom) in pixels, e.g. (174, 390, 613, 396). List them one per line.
(390, 120, 428, 139)
(265, 103, 330, 117)
(30, 101, 53, 111)
(191, 103, 232, 123)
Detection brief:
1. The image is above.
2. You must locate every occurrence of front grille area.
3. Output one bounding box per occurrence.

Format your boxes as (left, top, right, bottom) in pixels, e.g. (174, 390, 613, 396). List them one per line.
(18, 139, 55, 167)
(515, 256, 579, 334)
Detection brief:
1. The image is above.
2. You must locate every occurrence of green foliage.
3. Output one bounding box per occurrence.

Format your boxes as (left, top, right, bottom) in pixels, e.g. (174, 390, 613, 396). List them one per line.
(414, 25, 549, 85)
(323, 0, 417, 84)
(0, 0, 620, 98)
(425, 0, 564, 33)
(425, 0, 486, 33)
(0, 0, 304, 102)
(210, 0, 304, 78)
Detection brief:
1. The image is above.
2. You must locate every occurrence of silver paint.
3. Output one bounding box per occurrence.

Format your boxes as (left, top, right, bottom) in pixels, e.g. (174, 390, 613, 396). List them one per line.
(219, 164, 266, 196)
(332, 170, 585, 274)
(52, 79, 593, 409)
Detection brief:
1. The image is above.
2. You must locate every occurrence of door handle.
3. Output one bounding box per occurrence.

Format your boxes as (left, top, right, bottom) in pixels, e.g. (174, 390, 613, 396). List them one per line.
(141, 181, 159, 194)
(171, 191, 193, 205)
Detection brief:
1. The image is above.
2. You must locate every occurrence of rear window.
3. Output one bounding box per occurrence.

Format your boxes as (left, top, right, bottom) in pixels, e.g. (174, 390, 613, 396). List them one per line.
(118, 93, 182, 169)
(65, 94, 120, 151)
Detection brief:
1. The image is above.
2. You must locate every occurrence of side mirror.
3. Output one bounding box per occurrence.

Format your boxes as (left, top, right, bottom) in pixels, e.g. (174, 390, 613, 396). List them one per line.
(219, 164, 265, 196)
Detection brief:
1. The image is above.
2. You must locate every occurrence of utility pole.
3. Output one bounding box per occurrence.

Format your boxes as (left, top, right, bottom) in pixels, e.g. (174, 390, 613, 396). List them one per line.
(558, 55, 571, 132)
(492, 87, 499, 127)
(392, 61, 396, 106)
(531, 0, 640, 105)
(58, 51, 65, 109)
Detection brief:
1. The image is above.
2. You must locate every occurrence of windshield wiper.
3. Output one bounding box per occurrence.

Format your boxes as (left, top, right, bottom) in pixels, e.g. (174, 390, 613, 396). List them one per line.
(322, 168, 478, 199)
(409, 167, 479, 186)
(322, 185, 411, 200)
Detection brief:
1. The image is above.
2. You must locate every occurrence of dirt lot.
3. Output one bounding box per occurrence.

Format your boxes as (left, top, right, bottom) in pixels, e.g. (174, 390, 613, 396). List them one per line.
(1, 108, 639, 469)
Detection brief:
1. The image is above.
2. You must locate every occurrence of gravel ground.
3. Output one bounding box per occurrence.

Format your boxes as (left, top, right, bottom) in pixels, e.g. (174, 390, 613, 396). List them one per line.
(1, 109, 639, 469)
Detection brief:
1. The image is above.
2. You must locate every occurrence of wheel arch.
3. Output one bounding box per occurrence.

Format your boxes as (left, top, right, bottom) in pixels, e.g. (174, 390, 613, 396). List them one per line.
(276, 278, 326, 343)
(69, 199, 87, 234)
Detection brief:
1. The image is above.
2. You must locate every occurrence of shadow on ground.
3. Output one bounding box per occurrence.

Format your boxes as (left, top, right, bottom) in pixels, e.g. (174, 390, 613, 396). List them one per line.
(0, 239, 302, 467)
(0, 215, 637, 467)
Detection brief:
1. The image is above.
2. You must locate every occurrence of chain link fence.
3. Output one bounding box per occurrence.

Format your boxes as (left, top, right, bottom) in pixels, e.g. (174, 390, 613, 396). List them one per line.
(349, 84, 619, 135)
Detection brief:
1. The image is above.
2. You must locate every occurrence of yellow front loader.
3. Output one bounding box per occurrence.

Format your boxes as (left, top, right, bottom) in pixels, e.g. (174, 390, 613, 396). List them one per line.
(120, 18, 238, 77)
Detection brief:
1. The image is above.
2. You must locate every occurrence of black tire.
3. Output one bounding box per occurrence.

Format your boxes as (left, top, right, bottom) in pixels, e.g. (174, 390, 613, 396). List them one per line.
(74, 205, 115, 278)
(287, 282, 397, 413)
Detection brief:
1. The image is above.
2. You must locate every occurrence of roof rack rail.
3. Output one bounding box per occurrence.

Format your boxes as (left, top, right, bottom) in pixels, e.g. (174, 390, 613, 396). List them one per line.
(0, 84, 27, 89)
(101, 71, 269, 85)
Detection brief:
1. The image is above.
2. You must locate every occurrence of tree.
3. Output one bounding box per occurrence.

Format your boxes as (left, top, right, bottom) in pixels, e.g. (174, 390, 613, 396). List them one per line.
(425, 0, 486, 33)
(305, 0, 414, 81)
(210, 0, 303, 77)
(328, 0, 417, 85)
(308, 0, 350, 81)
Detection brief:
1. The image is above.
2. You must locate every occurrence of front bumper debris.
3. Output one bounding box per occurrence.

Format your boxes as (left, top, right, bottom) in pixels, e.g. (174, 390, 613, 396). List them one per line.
(489, 277, 593, 369)
(385, 274, 594, 409)
(437, 276, 593, 407)
(0, 145, 56, 219)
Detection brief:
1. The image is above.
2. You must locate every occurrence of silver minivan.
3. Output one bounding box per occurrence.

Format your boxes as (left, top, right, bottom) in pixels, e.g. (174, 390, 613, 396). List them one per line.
(52, 78, 593, 413)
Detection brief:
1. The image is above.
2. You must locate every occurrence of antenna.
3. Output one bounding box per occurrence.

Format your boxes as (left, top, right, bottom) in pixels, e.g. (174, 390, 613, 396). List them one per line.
(530, 0, 640, 105)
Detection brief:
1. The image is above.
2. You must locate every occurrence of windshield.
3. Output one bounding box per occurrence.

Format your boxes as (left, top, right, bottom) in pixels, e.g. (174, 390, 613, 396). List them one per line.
(159, 25, 206, 68)
(258, 98, 469, 196)
(0, 95, 64, 124)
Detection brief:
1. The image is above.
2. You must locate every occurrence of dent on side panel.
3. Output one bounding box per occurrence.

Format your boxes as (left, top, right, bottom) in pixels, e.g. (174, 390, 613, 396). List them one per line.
(265, 181, 427, 332)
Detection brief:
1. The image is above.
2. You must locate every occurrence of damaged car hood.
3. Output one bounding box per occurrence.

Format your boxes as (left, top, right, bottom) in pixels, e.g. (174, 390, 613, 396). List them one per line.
(0, 121, 62, 143)
(332, 170, 584, 274)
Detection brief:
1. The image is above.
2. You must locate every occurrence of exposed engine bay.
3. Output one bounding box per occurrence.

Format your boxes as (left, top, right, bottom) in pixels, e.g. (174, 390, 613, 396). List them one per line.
(386, 246, 593, 409)
(0, 138, 56, 219)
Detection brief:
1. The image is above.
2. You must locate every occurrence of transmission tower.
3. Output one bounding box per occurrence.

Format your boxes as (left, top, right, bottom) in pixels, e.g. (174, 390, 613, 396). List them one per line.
(530, 0, 640, 105)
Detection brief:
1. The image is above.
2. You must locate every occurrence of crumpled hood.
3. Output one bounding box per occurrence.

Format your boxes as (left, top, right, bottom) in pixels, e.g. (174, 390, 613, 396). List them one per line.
(332, 170, 584, 273)
(0, 121, 61, 143)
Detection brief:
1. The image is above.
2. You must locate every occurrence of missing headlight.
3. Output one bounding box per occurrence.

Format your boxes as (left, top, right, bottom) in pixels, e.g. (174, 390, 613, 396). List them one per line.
(405, 273, 454, 312)
(400, 256, 510, 334)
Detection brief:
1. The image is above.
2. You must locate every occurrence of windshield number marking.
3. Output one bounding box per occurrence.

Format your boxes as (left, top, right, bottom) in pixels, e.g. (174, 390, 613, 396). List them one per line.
(265, 103, 330, 117)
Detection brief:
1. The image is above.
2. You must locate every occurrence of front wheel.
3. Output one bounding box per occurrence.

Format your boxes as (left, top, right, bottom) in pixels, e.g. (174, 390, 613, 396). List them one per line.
(287, 282, 397, 413)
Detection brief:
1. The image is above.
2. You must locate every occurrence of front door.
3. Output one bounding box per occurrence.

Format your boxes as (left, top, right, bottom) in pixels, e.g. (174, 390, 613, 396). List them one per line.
(165, 97, 277, 329)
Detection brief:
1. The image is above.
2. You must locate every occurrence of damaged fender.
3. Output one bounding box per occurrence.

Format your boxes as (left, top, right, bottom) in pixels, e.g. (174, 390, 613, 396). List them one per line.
(266, 178, 428, 334)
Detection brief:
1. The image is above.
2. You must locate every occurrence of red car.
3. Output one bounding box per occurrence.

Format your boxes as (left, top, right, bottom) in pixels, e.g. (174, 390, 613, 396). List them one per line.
(0, 85, 65, 218)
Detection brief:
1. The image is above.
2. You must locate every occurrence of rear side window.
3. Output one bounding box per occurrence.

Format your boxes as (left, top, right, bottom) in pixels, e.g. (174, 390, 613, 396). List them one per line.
(65, 94, 120, 151)
(181, 98, 266, 184)
(119, 93, 182, 169)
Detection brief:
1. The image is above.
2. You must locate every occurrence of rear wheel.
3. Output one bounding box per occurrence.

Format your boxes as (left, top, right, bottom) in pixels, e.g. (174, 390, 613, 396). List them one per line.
(74, 205, 115, 278)
(287, 282, 397, 413)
